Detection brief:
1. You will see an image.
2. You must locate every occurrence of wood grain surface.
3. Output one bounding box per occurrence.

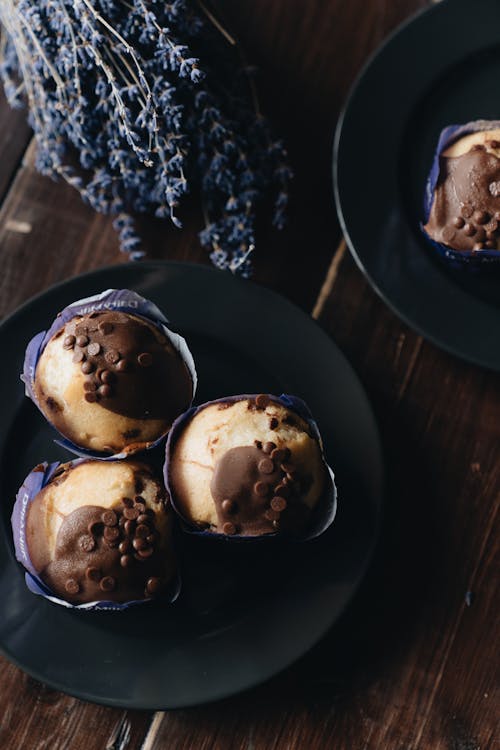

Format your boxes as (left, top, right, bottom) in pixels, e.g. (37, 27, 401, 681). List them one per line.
(0, 1, 498, 749)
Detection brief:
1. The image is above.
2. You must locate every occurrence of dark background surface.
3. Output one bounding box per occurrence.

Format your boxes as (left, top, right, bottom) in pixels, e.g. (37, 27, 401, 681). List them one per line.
(0, 1, 498, 748)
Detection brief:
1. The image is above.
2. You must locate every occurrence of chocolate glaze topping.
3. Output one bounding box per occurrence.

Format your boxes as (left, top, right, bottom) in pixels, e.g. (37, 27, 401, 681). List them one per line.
(28, 494, 173, 604)
(55, 310, 192, 420)
(210, 442, 313, 536)
(425, 144, 500, 252)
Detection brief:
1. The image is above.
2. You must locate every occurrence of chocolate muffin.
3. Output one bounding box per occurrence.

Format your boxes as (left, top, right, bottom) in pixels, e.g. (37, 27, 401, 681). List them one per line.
(33, 309, 194, 454)
(23, 460, 176, 604)
(424, 122, 500, 256)
(166, 394, 331, 537)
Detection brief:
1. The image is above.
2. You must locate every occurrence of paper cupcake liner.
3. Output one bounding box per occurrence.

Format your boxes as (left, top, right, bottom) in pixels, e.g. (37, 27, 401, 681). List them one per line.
(422, 120, 500, 267)
(11, 459, 181, 611)
(21, 289, 197, 460)
(164, 393, 337, 542)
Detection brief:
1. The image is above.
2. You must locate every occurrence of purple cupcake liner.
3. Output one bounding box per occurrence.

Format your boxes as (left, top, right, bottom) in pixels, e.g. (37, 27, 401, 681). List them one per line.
(11, 459, 181, 611)
(21, 289, 197, 460)
(164, 393, 337, 542)
(422, 120, 500, 267)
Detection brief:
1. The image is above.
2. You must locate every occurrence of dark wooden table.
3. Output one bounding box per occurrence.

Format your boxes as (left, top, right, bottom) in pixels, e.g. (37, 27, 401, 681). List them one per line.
(0, 1, 498, 748)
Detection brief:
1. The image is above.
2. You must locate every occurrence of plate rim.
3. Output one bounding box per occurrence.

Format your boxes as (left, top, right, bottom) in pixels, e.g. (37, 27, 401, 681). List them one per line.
(0, 260, 384, 709)
(333, 0, 500, 372)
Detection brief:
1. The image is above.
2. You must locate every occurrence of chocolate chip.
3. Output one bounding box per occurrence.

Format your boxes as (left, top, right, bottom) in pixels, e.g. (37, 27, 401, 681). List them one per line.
(98, 384, 112, 398)
(133, 537, 148, 551)
(105, 349, 121, 364)
(104, 526, 120, 541)
(124, 507, 139, 520)
(124, 519, 136, 536)
(269, 417, 279, 430)
(82, 361, 95, 374)
(87, 342, 101, 356)
(45, 397, 61, 412)
(119, 539, 131, 554)
(63, 335, 76, 349)
(259, 458, 274, 474)
(100, 369, 115, 384)
(473, 210, 489, 225)
(88, 520, 103, 536)
(265, 509, 280, 521)
(222, 522, 236, 535)
(65, 578, 80, 594)
(137, 547, 153, 558)
(99, 576, 116, 592)
(86, 566, 100, 581)
(122, 497, 134, 508)
(136, 524, 150, 538)
(146, 577, 163, 595)
(134, 498, 146, 510)
(488, 139, 500, 148)
(274, 483, 291, 498)
(254, 440, 263, 449)
(73, 350, 85, 364)
(76, 335, 89, 347)
(116, 359, 129, 372)
(281, 461, 296, 474)
(263, 442, 276, 454)
(79, 534, 96, 553)
(102, 510, 117, 526)
(453, 216, 465, 228)
(471, 144, 484, 152)
(138, 352, 153, 367)
(271, 496, 287, 512)
(221, 499, 236, 513)
(83, 380, 97, 391)
(463, 223, 476, 237)
(120, 554, 133, 568)
(146, 534, 156, 544)
(255, 394, 269, 409)
(99, 321, 114, 335)
(137, 514, 150, 525)
(461, 204, 473, 218)
(85, 391, 97, 403)
(254, 481, 269, 497)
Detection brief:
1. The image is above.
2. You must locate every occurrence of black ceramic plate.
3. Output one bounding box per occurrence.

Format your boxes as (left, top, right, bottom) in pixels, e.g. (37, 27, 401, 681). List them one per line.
(335, 0, 500, 370)
(0, 262, 382, 709)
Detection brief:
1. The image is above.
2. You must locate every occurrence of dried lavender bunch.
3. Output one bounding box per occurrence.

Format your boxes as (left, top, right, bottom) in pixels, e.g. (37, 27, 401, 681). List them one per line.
(0, 0, 291, 275)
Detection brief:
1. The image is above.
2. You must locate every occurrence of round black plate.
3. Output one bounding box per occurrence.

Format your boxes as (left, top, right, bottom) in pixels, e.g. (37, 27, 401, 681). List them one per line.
(0, 262, 382, 709)
(335, 0, 500, 371)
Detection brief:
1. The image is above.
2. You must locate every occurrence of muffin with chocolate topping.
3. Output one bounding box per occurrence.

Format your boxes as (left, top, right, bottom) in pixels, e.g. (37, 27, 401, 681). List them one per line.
(28, 298, 194, 455)
(165, 394, 334, 538)
(16, 459, 176, 605)
(423, 120, 500, 264)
